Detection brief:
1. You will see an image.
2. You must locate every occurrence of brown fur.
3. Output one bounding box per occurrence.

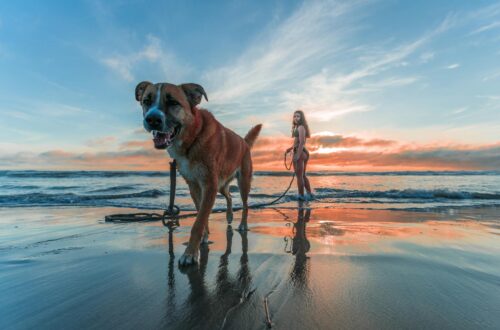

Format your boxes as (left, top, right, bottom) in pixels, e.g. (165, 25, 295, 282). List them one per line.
(135, 81, 262, 266)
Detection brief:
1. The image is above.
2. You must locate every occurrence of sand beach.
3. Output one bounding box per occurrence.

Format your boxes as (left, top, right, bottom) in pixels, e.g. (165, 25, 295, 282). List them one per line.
(1, 206, 499, 329)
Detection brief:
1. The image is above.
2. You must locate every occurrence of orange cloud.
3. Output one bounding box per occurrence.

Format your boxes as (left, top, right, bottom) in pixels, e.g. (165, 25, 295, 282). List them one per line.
(85, 136, 117, 147)
(309, 135, 396, 148)
(1, 134, 498, 171)
(119, 140, 153, 150)
(251, 136, 500, 171)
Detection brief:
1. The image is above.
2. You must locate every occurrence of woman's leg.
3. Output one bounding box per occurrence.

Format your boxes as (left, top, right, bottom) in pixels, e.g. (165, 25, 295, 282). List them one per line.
(303, 151, 312, 194)
(293, 152, 306, 196)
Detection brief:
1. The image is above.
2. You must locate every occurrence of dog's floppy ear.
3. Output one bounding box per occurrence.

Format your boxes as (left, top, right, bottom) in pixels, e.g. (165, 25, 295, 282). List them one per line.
(135, 81, 152, 102)
(180, 83, 208, 107)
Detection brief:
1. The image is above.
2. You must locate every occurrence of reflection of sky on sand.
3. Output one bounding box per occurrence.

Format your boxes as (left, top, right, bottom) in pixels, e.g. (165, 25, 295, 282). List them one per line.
(2, 206, 497, 257)
(248, 207, 499, 256)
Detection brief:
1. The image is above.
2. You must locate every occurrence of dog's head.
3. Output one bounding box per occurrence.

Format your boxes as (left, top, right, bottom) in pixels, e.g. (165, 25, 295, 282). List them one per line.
(134, 82, 208, 149)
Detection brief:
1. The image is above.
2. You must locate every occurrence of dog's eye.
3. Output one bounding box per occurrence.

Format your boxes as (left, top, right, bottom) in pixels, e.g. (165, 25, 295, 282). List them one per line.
(143, 98, 152, 106)
(167, 100, 179, 106)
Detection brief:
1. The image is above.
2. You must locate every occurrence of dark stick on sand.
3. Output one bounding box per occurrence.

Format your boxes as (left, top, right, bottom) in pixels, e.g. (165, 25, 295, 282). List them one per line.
(264, 290, 275, 328)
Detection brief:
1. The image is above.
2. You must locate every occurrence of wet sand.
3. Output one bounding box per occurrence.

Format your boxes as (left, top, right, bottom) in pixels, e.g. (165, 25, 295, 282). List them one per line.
(1, 206, 499, 329)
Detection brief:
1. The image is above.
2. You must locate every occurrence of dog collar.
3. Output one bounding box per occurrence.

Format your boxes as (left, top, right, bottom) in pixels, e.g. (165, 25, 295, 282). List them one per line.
(183, 107, 203, 154)
(193, 108, 201, 135)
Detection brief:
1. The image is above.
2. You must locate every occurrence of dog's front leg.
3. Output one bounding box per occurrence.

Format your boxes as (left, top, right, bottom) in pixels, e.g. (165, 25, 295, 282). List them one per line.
(187, 181, 210, 244)
(187, 181, 201, 211)
(179, 183, 217, 266)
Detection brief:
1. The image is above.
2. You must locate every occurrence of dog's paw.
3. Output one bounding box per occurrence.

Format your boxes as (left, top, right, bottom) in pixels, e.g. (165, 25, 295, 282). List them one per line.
(178, 251, 199, 267)
(237, 222, 249, 232)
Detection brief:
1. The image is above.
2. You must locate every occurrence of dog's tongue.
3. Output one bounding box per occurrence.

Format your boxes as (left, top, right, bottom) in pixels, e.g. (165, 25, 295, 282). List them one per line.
(153, 133, 167, 146)
(152, 130, 173, 148)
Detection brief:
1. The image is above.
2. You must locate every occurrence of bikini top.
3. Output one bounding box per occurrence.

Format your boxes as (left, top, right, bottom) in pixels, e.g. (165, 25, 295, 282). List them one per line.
(293, 126, 301, 137)
(293, 126, 308, 150)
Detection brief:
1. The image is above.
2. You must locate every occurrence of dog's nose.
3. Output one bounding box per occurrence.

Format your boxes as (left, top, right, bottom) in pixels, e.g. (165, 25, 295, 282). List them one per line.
(145, 114, 162, 129)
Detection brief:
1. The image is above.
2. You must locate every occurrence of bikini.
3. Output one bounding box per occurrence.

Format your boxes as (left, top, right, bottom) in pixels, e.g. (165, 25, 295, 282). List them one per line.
(293, 126, 309, 156)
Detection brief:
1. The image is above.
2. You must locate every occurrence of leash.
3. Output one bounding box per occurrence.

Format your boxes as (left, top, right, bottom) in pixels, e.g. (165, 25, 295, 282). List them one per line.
(105, 151, 296, 224)
(104, 160, 192, 223)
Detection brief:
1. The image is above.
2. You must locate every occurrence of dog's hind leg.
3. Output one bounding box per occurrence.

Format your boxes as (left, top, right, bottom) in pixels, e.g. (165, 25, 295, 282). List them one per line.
(220, 184, 233, 224)
(237, 153, 252, 232)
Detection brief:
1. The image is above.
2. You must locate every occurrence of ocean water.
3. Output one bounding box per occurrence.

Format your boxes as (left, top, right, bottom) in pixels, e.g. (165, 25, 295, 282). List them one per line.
(0, 170, 499, 211)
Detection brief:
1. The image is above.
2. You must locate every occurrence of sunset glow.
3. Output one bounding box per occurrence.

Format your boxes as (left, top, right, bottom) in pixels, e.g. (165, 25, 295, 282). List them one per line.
(0, 1, 499, 171)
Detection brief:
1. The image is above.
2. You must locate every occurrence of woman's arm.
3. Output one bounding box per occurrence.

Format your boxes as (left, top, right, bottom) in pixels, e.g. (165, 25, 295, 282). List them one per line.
(286, 127, 295, 153)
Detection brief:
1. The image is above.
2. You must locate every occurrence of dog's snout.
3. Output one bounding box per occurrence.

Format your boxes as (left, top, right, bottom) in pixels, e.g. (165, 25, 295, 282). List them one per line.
(145, 113, 163, 129)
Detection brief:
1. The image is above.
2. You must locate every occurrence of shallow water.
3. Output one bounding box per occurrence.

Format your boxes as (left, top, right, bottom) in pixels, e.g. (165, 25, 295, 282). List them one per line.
(1, 170, 499, 211)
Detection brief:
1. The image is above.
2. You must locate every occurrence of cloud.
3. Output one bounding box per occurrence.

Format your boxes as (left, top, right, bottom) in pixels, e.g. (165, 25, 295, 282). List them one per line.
(250, 133, 397, 165)
(100, 35, 161, 81)
(290, 134, 396, 149)
(362, 76, 419, 89)
(419, 51, 435, 63)
(381, 144, 500, 170)
(204, 0, 369, 116)
(1, 134, 498, 171)
(205, 0, 366, 103)
(202, 0, 452, 134)
(102, 57, 134, 82)
(476, 94, 500, 100)
(252, 142, 500, 171)
(119, 139, 152, 150)
(451, 107, 467, 115)
(468, 21, 500, 35)
(0, 148, 168, 170)
(100, 35, 192, 82)
(246, 132, 500, 170)
(482, 70, 500, 81)
(85, 136, 117, 147)
(4, 1, 500, 172)
(5, 100, 94, 118)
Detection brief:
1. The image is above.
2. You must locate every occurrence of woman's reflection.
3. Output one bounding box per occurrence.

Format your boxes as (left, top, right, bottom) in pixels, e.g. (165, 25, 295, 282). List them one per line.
(289, 204, 311, 289)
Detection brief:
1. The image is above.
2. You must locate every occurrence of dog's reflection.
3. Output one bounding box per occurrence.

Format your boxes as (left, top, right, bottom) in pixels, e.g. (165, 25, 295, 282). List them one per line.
(165, 219, 253, 328)
(216, 226, 253, 304)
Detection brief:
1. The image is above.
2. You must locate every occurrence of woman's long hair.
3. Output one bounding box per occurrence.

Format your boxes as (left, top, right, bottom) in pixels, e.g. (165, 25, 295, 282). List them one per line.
(292, 110, 311, 138)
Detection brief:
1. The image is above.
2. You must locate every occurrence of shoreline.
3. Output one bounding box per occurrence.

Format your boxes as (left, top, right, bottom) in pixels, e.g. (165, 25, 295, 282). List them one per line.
(1, 202, 498, 213)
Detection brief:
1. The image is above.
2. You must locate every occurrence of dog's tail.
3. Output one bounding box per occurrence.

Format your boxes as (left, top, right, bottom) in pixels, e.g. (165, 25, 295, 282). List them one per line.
(244, 124, 263, 149)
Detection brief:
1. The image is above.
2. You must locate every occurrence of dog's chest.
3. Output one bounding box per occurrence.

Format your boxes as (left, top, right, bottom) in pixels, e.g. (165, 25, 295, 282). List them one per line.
(176, 157, 195, 180)
(167, 149, 201, 182)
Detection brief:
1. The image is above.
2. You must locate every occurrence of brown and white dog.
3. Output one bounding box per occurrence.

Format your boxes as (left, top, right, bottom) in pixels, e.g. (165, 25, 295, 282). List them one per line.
(135, 81, 262, 266)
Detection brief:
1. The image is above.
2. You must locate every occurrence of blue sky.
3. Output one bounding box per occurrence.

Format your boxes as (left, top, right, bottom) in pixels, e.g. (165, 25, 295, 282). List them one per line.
(0, 0, 499, 170)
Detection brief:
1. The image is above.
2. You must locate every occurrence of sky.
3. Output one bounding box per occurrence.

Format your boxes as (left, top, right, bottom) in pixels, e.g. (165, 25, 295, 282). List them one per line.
(0, 0, 499, 171)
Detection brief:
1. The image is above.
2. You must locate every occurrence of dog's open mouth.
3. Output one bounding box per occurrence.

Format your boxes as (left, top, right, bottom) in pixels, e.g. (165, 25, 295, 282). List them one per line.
(152, 126, 180, 149)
